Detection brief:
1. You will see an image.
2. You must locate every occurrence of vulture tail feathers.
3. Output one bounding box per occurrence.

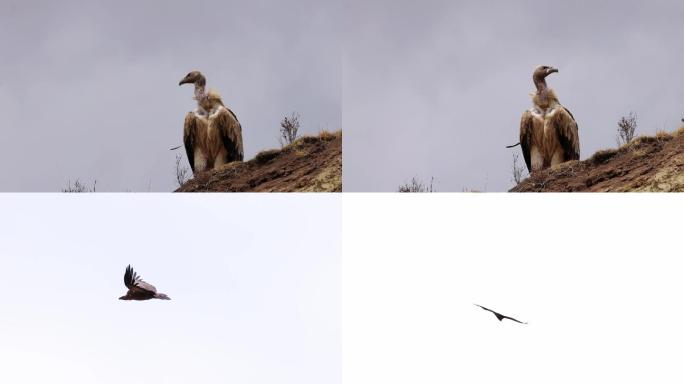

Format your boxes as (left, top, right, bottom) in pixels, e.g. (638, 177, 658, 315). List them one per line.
(155, 293, 171, 300)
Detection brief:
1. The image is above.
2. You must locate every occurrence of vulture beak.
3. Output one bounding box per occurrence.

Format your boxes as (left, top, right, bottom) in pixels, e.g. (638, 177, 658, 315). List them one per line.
(179, 75, 192, 86)
(548, 67, 559, 75)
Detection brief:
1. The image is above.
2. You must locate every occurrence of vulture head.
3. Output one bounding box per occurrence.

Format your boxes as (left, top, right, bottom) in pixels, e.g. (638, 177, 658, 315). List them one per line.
(532, 65, 558, 92)
(533, 65, 558, 79)
(179, 70, 206, 87)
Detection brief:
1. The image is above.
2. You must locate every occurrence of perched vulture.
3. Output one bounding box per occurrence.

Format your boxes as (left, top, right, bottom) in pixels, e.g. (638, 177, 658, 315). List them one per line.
(179, 70, 243, 173)
(474, 304, 527, 324)
(519, 65, 579, 172)
(119, 265, 170, 300)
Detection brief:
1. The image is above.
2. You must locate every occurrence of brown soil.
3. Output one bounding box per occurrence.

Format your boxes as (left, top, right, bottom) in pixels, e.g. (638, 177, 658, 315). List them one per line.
(176, 131, 341, 192)
(510, 127, 684, 192)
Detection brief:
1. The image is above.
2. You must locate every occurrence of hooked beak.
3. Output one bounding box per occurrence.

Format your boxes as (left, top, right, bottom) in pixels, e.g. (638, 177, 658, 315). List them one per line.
(179, 76, 191, 86)
(548, 67, 559, 75)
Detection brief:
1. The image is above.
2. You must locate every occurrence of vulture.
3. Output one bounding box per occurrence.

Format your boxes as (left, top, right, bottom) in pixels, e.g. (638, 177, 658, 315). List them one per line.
(179, 70, 243, 173)
(474, 304, 527, 324)
(119, 265, 170, 300)
(519, 65, 580, 172)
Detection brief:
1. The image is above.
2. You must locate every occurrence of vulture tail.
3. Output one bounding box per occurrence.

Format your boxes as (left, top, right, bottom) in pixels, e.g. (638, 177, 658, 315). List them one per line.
(155, 293, 171, 300)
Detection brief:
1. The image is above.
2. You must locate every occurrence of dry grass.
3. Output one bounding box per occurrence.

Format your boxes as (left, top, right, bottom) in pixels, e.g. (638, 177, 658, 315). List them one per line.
(254, 149, 281, 164)
(589, 148, 619, 165)
(254, 131, 341, 165)
(62, 179, 97, 193)
(674, 124, 684, 137)
(398, 177, 435, 192)
(655, 130, 673, 141)
(318, 130, 340, 141)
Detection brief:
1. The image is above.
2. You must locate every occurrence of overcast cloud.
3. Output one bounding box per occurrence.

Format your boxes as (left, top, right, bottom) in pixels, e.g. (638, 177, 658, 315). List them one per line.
(0, 0, 341, 191)
(343, 0, 684, 191)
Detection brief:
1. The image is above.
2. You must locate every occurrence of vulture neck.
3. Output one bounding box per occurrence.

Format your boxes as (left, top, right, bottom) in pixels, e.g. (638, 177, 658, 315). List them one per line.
(194, 84, 206, 102)
(532, 76, 558, 110)
(193, 75, 208, 104)
(533, 75, 548, 93)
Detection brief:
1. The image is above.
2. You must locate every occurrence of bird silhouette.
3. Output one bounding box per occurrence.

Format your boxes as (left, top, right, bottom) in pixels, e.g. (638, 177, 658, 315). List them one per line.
(474, 304, 526, 324)
(119, 265, 171, 300)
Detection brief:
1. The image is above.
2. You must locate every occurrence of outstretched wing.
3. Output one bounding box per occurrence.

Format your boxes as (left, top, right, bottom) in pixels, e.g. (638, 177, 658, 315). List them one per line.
(123, 265, 157, 295)
(474, 303, 496, 314)
(183, 112, 204, 172)
(519, 111, 535, 172)
(214, 106, 244, 162)
(502, 315, 527, 324)
(550, 106, 580, 161)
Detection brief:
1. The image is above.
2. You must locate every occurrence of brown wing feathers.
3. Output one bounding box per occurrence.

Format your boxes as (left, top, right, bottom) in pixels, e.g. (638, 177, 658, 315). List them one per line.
(120, 264, 170, 301)
(519, 111, 535, 172)
(556, 107, 580, 161)
(183, 113, 199, 172)
(215, 107, 244, 162)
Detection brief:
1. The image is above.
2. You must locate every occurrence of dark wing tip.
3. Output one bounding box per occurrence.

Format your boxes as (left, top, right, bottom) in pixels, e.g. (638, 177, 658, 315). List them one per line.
(124, 265, 132, 287)
(504, 316, 527, 324)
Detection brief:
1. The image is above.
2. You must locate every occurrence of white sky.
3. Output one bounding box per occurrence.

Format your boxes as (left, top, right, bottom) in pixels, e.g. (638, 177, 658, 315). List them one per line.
(0, 195, 340, 384)
(344, 194, 684, 383)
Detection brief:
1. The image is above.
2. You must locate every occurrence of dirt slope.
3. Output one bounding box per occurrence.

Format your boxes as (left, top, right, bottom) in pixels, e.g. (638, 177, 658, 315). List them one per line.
(511, 127, 684, 192)
(177, 131, 341, 192)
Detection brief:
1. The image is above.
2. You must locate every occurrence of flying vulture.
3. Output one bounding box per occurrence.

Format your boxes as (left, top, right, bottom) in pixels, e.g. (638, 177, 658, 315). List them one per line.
(119, 265, 170, 300)
(179, 70, 243, 173)
(474, 304, 527, 324)
(519, 65, 580, 172)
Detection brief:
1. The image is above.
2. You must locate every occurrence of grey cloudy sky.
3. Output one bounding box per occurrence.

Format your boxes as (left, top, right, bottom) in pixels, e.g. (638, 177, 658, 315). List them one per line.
(0, 0, 340, 191)
(0, 195, 340, 383)
(343, 0, 684, 191)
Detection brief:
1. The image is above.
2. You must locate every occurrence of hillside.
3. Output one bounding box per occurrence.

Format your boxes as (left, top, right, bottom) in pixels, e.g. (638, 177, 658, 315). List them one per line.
(176, 131, 341, 192)
(510, 127, 684, 192)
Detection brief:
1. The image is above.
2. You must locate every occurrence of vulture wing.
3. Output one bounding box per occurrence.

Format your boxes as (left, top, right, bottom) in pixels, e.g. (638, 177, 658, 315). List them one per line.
(183, 112, 204, 172)
(519, 110, 535, 172)
(550, 106, 580, 161)
(123, 265, 157, 295)
(474, 304, 496, 314)
(502, 315, 527, 324)
(214, 106, 244, 162)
